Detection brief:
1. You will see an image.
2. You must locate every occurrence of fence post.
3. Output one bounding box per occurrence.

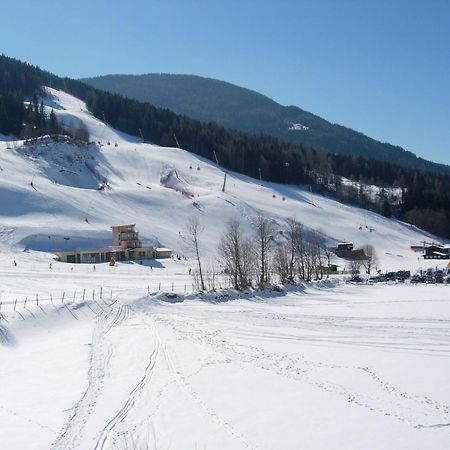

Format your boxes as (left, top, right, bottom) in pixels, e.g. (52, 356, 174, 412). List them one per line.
(24, 297, 27, 308)
(73, 291, 76, 303)
(14, 299, 17, 311)
(158, 281, 161, 291)
(92, 289, 95, 301)
(82, 289, 85, 301)
(50, 293, 53, 304)
(36, 294, 39, 306)
(62, 292, 65, 303)
(172, 282, 174, 292)
(100, 287, 103, 299)
(147, 286, 150, 294)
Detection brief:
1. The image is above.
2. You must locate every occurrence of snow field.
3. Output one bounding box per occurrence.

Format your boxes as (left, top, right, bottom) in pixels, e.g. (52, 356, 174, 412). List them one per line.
(1, 280, 449, 449)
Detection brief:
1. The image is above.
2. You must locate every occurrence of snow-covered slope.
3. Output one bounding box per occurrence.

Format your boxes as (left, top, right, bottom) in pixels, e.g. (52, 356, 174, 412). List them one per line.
(0, 88, 435, 270)
(1, 89, 449, 450)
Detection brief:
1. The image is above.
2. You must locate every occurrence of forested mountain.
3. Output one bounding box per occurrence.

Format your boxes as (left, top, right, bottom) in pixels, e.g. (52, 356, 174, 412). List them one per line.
(0, 56, 64, 138)
(81, 74, 450, 176)
(0, 54, 449, 238)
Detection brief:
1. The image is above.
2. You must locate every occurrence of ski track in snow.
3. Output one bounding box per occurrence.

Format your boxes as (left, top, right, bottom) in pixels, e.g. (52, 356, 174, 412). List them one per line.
(51, 302, 130, 450)
(93, 322, 161, 450)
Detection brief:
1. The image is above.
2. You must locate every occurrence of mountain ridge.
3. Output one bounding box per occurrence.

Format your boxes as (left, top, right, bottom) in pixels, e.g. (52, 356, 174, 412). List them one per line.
(81, 73, 450, 175)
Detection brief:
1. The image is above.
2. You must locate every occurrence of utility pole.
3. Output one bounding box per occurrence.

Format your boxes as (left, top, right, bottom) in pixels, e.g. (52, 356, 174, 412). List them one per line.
(222, 172, 227, 193)
(173, 133, 181, 149)
(214, 150, 227, 193)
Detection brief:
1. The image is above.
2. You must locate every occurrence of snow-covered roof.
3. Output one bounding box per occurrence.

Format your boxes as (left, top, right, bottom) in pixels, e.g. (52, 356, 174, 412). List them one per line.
(111, 224, 135, 229)
(432, 251, 448, 256)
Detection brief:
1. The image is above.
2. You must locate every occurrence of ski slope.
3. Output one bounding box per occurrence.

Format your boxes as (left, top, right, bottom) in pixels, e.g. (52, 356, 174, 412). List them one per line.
(0, 88, 449, 450)
(0, 87, 439, 271)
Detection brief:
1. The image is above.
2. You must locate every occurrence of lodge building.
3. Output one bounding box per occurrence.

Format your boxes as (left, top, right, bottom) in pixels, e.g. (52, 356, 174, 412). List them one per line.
(54, 224, 172, 263)
(423, 244, 450, 260)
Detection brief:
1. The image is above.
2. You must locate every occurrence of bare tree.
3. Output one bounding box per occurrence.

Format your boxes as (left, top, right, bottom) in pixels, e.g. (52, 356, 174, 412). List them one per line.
(240, 239, 255, 288)
(274, 241, 290, 283)
(275, 218, 306, 283)
(310, 230, 325, 280)
(362, 244, 378, 274)
(285, 218, 302, 282)
(322, 243, 333, 278)
(218, 218, 241, 289)
(218, 218, 253, 290)
(293, 222, 307, 281)
(204, 263, 219, 291)
(349, 258, 363, 275)
(185, 216, 206, 292)
(253, 214, 274, 289)
(191, 268, 203, 292)
(303, 240, 316, 282)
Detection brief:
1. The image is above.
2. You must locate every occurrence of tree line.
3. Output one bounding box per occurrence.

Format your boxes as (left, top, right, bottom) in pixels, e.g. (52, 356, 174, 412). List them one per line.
(185, 214, 379, 292)
(0, 54, 449, 238)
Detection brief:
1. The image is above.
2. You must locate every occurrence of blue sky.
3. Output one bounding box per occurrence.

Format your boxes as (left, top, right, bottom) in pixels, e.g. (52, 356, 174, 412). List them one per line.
(2, 0, 449, 164)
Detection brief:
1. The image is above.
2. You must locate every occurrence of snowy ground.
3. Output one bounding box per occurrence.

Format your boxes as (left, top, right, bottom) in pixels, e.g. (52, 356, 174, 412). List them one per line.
(0, 88, 449, 449)
(0, 268, 449, 450)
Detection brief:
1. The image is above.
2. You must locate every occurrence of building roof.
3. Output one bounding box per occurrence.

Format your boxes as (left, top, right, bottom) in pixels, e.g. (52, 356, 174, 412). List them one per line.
(54, 245, 154, 255)
(155, 247, 173, 252)
(425, 244, 450, 250)
(111, 224, 135, 229)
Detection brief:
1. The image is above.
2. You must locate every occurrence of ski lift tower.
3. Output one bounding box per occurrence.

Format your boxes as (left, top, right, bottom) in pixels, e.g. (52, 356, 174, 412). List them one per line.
(213, 150, 227, 193)
(285, 162, 290, 184)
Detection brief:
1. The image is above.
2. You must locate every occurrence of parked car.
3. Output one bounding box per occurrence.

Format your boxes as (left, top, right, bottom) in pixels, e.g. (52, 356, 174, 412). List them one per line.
(349, 275, 364, 283)
(410, 275, 421, 284)
(368, 276, 382, 284)
(396, 270, 411, 280)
